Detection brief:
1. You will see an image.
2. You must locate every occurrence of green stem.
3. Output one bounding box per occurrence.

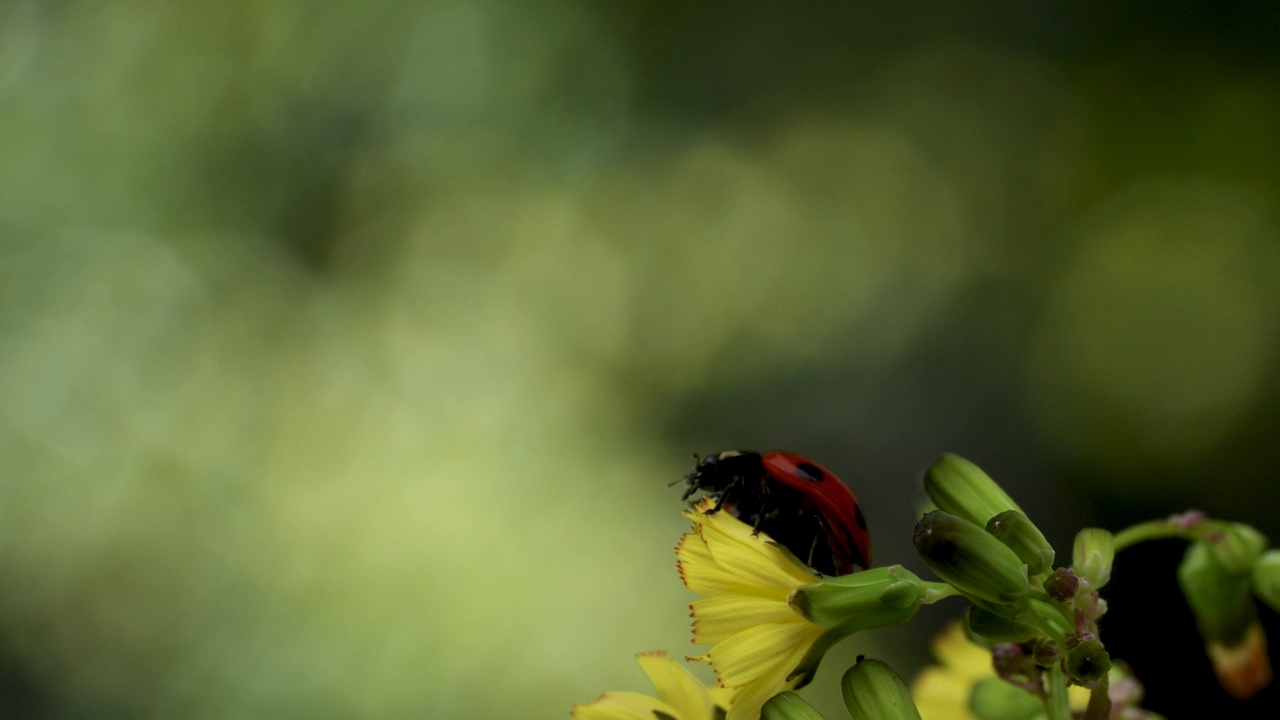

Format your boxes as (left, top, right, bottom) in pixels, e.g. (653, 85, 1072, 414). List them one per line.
(1017, 597, 1068, 646)
(920, 582, 961, 604)
(1112, 520, 1181, 552)
(1044, 664, 1072, 720)
(1026, 591, 1078, 629)
(1083, 675, 1111, 720)
(1113, 515, 1231, 552)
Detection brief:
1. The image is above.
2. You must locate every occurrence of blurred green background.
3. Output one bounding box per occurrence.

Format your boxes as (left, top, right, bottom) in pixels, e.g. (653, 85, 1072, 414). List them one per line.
(2, 1, 1280, 718)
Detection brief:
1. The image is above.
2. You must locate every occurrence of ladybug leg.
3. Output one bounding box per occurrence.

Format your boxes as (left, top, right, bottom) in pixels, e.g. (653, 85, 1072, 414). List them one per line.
(805, 513, 828, 575)
(806, 533, 822, 574)
(749, 482, 775, 535)
(707, 478, 738, 514)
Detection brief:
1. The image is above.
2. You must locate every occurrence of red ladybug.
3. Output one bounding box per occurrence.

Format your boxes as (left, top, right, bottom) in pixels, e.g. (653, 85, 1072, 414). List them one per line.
(680, 450, 870, 576)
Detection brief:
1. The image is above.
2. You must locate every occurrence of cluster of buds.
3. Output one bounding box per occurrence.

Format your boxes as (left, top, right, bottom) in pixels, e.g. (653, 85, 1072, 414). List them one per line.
(914, 452, 1279, 712)
(913, 454, 1115, 692)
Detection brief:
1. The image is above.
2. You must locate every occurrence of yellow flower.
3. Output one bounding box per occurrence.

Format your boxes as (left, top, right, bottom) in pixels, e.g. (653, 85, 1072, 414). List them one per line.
(572, 651, 734, 720)
(675, 498, 826, 720)
(910, 623, 1089, 720)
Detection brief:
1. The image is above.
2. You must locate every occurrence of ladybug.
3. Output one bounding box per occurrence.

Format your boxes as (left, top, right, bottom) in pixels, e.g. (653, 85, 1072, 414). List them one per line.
(680, 450, 870, 576)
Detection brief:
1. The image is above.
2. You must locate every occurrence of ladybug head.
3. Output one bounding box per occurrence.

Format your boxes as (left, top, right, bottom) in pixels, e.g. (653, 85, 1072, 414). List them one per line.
(680, 450, 755, 500)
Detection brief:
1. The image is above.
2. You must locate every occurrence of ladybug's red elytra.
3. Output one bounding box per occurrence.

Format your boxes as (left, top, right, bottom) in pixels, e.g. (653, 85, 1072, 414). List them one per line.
(680, 450, 870, 576)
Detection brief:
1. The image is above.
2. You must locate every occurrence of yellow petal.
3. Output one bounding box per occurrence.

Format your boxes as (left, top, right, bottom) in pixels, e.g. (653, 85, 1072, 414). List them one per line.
(707, 685, 736, 711)
(1066, 685, 1091, 711)
(636, 652, 727, 720)
(691, 509, 818, 592)
(571, 691, 682, 720)
(691, 595, 804, 645)
(677, 530, 786, 599)
(723, 659, 806, 720)
(700, 621, 822, 688)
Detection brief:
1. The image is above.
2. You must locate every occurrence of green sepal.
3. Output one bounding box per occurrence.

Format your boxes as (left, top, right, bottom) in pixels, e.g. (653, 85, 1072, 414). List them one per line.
(967, 605, 1040, 644)
(1072, 528, 1115, 590)
(914, 510, 1029, 607)
(1252, 549, 1280, 613)
(762, 691, 828, 720)
(923, 454, 1024, 527)
(841, 658, 922, 720)
(1178, 540, 1256, 646)
(1203, 523, 1268, 573)
(790, 566, 926, 629)
(986, 511, 1055, 576)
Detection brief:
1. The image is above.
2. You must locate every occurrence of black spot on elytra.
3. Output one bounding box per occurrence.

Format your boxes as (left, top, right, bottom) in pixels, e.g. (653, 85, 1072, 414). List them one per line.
(794, 462, 825, 482)
(855, 504, 867, 530)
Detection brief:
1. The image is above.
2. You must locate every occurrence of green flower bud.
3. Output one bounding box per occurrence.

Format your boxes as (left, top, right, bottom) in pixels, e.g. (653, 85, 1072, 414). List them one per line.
(923, 454, 1024, 527)
(967, 605, 1039, 644)
(969, 677, 1042, 720)
(1064, 638, 1111, 686)
(1252, 549, 1280, 613)
(790, 566, 926, 630)
(762, 691, 827, 720)
(1178, 540, 1256, 646)
(1031, 637, 1059, 668)
(841, 658, 922, 720)
(986, 511, 1055, 576)
(1071, 528, 1115, 590)
(914, 510, 1029, 607)
(1205, 523, 1268, 573)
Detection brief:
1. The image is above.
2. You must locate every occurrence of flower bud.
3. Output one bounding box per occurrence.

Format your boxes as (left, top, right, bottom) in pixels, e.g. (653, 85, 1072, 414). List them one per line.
(1205, 523, 1267, 573)
(1064, 638, 1111, 686)
(790, 566, 926, 630)
(1042, 568, 1079, 602)
(914, 511, 1029, 607)
(841, 658, 922, 720)
(1178, 538, 1274, 697)
(991, 643, 1038, 685)
(762, 691, 827, 720)
(967, 605, 1039, 644)
(1178, 540, 1256, 646)
(969, 677, 1042, 720)
(986, 511, 1055, 576)
(1071, 528, 1115, 590)
(1252, 549, 1280, 613)
(1031, 637, 1059, 668)
(923, 454, 1023, 527)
